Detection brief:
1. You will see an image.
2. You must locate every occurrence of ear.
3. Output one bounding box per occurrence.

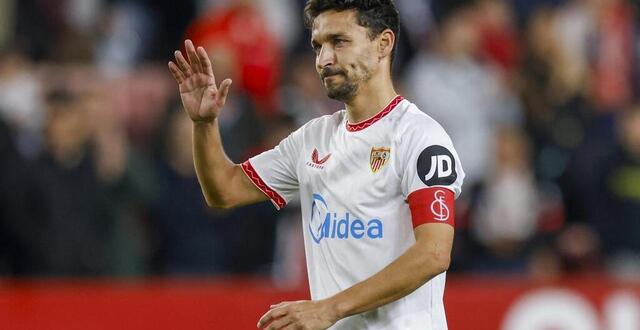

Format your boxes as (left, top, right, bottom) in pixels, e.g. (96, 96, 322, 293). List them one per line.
(378, 29, 395, 60)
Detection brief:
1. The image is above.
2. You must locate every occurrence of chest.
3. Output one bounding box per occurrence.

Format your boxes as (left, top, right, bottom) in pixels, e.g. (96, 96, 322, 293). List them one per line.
(296, 127, 399, 198)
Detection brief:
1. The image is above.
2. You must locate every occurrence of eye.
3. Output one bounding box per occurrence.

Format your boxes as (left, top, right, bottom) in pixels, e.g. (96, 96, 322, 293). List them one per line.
(312, 43, 321, 54)
(334, 39, 346, 46)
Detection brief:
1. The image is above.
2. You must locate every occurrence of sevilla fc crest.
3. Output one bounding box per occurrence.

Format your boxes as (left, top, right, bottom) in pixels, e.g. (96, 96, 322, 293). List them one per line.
(370, 147, 391, 173)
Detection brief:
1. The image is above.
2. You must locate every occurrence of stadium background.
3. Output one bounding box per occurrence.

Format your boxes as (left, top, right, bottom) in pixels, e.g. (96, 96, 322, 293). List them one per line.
(0, 0, 639, 329)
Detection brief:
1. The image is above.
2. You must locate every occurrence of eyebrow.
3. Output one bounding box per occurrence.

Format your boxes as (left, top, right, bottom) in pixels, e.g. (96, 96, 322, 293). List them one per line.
(311, 33, 349, 47)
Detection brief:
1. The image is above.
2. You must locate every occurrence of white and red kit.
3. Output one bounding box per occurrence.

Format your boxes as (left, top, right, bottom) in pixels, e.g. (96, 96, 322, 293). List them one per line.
(242, 95, 465, 329)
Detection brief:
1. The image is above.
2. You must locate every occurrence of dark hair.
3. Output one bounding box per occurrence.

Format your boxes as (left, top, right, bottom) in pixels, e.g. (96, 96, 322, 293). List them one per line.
(304, 0, 400, 65)
(430, 0, 476, 27)
(45, 88, 75, 105)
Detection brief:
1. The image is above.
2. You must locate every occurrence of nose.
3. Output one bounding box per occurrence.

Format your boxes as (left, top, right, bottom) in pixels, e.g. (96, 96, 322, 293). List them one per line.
(316, 45, 335, 71)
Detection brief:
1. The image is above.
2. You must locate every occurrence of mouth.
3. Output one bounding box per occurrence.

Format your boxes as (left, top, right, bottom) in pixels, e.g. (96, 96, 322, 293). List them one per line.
(321, 68, 345, 80)
(323, 73, 343, 81)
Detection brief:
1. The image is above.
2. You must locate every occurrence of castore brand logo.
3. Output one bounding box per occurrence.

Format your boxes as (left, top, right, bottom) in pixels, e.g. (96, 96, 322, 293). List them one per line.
(306, 149, 331, 169)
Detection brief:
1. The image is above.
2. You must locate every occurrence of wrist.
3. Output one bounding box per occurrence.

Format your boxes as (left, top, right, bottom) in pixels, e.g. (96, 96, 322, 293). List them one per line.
(192, 118, 217, 127)
(325, 295, 350, 320)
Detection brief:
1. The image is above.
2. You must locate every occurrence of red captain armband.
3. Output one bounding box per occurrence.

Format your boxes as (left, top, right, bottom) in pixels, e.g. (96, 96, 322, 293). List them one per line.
(407, 187, 455, 228)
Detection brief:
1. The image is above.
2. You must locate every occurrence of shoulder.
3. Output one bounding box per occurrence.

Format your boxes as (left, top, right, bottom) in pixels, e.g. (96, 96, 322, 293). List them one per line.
(393, 100, 452, 145)
(281, 111, 344, 147)
(298, 110, 345, 133)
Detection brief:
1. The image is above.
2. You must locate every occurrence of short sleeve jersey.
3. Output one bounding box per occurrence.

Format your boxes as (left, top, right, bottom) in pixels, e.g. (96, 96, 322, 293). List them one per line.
(242, 96, 465, 330)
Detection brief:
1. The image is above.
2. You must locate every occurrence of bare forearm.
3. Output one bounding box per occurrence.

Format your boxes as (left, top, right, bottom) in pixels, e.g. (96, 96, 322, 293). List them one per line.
(169, 40, 260, 208)
(192, 120, 238, 207)
(330, 241, 450, 318)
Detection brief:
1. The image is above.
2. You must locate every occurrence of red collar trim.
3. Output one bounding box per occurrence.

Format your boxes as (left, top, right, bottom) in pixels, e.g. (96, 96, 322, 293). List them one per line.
(346, 95, 404, 132)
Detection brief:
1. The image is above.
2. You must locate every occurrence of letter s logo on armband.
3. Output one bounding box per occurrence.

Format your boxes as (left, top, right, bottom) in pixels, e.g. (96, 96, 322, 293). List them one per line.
(430, 190, 450, 221)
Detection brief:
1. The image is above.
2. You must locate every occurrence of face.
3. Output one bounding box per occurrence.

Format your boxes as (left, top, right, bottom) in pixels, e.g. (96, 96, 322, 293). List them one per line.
(441, 8, 480, 56)
(46, 100, 89, 158)
(622, 108, 640, 156)
(311, 10, 381, 102)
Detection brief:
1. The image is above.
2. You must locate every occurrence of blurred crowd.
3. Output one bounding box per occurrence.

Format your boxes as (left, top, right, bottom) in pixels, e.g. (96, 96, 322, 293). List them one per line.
(0, 0, 639, 283)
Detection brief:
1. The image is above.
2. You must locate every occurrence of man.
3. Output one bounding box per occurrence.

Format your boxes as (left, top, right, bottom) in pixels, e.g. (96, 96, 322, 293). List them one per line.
(168, 1, 464, 329)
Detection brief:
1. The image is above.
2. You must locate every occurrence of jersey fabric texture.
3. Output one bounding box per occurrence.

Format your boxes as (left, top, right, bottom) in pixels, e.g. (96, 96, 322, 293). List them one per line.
(242, 96, 465, 330)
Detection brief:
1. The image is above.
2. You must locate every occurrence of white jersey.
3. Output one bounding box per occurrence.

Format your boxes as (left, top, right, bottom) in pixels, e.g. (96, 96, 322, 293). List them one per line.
(242, 96, 465, 330)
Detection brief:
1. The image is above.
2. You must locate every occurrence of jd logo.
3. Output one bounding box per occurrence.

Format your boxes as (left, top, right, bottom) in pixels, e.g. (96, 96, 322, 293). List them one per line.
(417, 145, 457, 186)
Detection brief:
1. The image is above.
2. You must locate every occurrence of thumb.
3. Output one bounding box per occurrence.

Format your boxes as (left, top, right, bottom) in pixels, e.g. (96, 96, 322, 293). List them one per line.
(216, 79, 233, 103)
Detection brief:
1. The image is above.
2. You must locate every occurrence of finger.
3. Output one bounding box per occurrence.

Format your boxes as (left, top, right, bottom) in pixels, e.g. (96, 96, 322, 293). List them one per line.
(174, 51, 192, 75)
(258, 307, 289, 328)
(257, 310, 275, 328)
(185, 39, 203, 74)
(167, 61, 185, 83)
(265, 316, 292, 330)
(197, 46, 215, 78)
(269, 301, 293, 309)
(216, 79, 232, 103)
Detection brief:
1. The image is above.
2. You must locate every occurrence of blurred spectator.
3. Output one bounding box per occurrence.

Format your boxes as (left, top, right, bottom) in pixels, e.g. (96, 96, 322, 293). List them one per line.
(527, 245, 563, 282)
(187, 2, 283, 115)
(97, 1, 155, 74)
(396, 0, 433, 45)
(553, 0, 594, 104)
(406, 0, 522, 190)
(105, 65, 174, 151)
(555, 223, 602, 274)
(0, 50, 45, 158)
(0, 115, 36, 275)
(25, 88, 116, 276)
(150, 110, 230, 275)
(476, 0, 521, 74)
(258, 0, 301, 50)
(596, 106, 640, 262)
(82, 84, 158, 276)
(199, 0, 300, 50)
(519, 6, 592, 184)
(470, 128, 540, 273)
(0, 0, 15, 49)
(588, 0, 636, 111)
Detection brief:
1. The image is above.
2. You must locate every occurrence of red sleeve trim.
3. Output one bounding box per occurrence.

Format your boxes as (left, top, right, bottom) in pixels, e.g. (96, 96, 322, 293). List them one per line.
(241, 160, 287, 210)
(407, 187, 455, 228)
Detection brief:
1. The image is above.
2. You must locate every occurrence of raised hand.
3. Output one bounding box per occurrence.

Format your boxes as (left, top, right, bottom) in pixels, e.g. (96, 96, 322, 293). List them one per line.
(168, 40, 232, 123)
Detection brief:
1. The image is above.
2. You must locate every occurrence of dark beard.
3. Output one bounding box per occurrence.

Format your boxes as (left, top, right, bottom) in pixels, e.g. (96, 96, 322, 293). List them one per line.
(320, 66, 366, 102)
(326, 78, 358, 102)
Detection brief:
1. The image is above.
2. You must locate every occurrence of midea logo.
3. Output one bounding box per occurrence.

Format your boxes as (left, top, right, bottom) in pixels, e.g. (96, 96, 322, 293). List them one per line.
(309, 194, 383, 244)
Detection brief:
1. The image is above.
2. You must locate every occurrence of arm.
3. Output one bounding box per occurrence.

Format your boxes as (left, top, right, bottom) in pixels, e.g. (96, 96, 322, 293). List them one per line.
(257, 223, 454, 330)
(192, 120, 267, 208)
(330, 223, 453, 316)
(168, 40, 267, 208)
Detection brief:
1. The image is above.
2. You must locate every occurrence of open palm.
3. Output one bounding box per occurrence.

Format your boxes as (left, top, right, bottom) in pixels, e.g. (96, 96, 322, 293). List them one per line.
(168, 40, 232, 123)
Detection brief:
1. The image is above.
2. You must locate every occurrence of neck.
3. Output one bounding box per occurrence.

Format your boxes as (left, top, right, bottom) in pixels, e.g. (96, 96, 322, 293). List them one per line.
(344, 74, 397, 123)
